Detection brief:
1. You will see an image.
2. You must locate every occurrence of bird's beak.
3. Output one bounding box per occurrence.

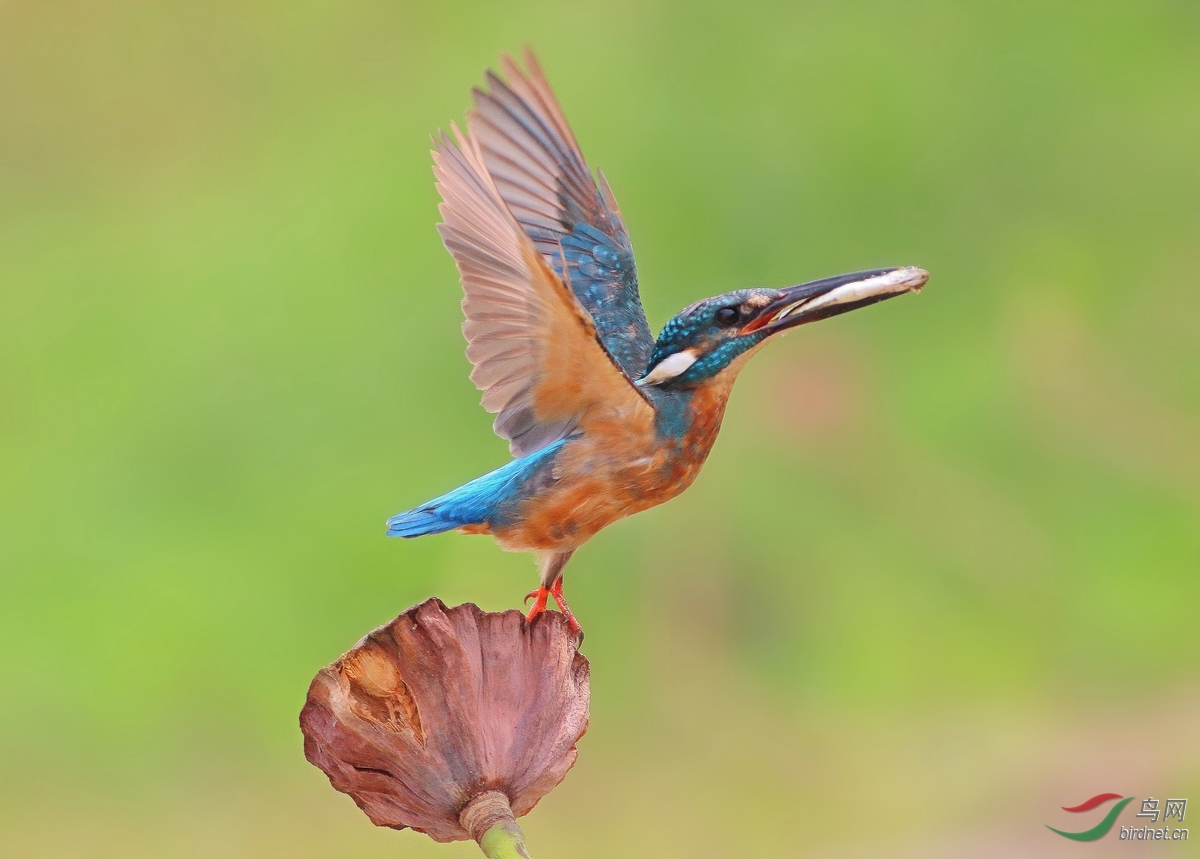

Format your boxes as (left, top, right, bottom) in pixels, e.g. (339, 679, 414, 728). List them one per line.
(747, 266, 929, 334)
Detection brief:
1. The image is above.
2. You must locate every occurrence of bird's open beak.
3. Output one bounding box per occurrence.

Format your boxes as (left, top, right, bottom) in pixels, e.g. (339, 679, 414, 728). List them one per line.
(748, 266, 929, 334)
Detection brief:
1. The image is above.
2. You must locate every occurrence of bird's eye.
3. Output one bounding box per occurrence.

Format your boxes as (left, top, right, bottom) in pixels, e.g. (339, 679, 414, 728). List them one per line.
(715, 307, 739, 327)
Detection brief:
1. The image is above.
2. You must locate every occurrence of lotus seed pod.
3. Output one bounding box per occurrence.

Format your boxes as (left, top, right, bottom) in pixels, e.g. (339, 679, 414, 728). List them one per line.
(301, 598, 589, 845)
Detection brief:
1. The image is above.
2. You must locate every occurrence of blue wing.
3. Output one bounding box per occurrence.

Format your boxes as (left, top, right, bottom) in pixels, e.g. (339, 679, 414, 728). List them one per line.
(469, 49, 655, 379)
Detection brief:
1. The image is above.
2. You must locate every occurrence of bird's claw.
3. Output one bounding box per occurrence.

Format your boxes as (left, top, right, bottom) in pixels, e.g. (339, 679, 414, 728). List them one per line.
(525, 586, 550, 622)
(524, 582, 584, 647)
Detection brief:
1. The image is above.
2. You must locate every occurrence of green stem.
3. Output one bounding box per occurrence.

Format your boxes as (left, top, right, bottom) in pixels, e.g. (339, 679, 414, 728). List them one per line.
(460, 791, 534, 859)
(478, 820, 533, 859)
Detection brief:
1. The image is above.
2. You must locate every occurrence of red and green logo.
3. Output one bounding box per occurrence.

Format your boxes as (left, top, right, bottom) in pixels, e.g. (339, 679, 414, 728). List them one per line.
(1047, 793, 1134, 841)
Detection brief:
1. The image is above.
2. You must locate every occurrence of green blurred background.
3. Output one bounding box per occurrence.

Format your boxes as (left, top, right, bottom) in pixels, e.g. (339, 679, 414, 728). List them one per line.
(3, 1, 1199, 856)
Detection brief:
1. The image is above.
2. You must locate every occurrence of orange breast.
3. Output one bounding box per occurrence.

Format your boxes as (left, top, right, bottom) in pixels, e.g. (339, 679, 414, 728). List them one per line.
(489, 378, 735, 553)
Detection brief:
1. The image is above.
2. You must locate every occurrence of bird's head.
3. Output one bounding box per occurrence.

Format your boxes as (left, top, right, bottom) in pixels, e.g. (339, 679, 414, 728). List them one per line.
(637, 266, 929, 389)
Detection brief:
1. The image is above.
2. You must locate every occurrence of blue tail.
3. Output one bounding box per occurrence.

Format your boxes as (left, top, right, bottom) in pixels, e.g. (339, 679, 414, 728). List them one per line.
(385, 507, 460, 537)
(386, 439, 567, 538)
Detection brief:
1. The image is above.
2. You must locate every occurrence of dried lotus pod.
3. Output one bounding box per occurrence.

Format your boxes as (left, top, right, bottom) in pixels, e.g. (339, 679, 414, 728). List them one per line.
(301, 598, 589, 854)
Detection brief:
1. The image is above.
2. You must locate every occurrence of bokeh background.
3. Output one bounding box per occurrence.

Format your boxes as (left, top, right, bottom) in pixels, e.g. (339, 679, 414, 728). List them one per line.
(3, 1, 1199, 856)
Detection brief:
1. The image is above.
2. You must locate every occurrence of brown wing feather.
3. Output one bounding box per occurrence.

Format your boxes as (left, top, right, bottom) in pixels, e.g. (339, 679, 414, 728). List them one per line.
(467, 50, 655, 378)
(433, 124, 653, 457)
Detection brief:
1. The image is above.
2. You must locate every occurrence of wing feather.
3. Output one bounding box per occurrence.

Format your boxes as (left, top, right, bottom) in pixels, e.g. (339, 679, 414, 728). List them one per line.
(433, 123, 653, 457)
(469, 50, 656, 378)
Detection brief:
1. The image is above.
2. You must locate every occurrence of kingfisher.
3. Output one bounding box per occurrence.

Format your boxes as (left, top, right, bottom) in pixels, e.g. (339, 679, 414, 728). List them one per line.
(387, 50, 928, 636)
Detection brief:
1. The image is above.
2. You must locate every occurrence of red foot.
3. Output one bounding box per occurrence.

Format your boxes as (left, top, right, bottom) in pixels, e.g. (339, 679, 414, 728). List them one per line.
(525, 586, 549, 621)
(549, 578, 582, 640)
(524, 581, 583, 642)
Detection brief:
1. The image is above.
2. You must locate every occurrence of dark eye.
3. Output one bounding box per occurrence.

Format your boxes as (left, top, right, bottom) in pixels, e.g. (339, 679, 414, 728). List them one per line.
(715, 307, 739, 327)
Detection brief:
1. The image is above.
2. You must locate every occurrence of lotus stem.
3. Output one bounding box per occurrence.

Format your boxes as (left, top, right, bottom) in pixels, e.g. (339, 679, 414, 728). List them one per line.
(478, 820, 532, 859)
(461, 790, 533, 859)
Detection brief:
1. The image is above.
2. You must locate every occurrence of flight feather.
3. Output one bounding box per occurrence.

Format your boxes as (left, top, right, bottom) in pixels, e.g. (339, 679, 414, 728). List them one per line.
(468, 49, 655, 379)
(433, 123, 653, 457)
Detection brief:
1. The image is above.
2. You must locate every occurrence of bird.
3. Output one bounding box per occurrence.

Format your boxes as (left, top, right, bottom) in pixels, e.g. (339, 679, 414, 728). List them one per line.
(387, 49, 928, 637)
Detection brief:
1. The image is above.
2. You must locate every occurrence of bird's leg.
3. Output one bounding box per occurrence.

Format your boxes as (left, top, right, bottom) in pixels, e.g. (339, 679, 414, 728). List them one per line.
(525, 551, 581, 640)
(548, 576, 582, 640)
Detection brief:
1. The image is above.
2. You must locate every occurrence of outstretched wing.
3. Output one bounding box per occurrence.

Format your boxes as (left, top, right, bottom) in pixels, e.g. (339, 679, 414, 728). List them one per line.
(434, 124, 654, 457)
(468, 49, 655, 379)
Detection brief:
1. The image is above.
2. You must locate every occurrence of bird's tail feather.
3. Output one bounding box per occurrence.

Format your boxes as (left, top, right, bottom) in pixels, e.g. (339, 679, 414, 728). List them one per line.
(385, 506, 460, 538)
(386, 438, 570, 539)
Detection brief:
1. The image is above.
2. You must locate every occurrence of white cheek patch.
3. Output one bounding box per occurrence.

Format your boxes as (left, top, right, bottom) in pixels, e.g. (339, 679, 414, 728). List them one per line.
(637, 349, 698, 386)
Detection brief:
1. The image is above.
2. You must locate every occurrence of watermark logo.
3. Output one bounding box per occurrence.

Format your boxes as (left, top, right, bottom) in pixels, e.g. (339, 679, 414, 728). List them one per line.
(1047, 793, 1188, 843)
(1122, 797, 1189, 843)
(1047, 793, 1134, 841)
